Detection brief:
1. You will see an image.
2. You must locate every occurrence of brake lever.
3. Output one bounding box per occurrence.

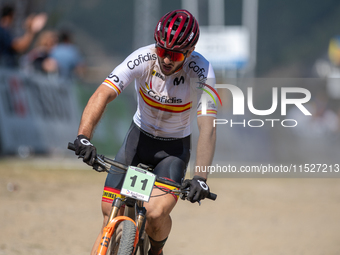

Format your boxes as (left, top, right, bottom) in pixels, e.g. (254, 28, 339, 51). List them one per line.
(92, 155, 108, 172)
(92, 164, 107, 172)
(179, 189, 189, 200)
(180, 189, 201, 205)
(96, 155, 106, 167)
(77, 154, 108, 172)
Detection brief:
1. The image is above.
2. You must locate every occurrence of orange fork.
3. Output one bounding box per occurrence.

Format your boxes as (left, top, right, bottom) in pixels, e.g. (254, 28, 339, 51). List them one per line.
(96, 216, 139, 255)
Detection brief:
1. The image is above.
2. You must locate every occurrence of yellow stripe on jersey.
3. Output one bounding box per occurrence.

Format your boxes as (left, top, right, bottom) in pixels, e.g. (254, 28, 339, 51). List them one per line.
(139, 89, 192, 113)
(103, 79, 121, 95)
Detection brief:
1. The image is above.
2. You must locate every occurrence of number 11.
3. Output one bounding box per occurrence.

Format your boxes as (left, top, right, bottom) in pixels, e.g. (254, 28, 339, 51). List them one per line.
(130, 175, 149, 190)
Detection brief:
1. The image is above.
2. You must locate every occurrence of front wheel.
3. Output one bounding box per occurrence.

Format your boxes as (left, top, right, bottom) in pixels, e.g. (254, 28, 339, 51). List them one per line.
(109, 220, 136, 255)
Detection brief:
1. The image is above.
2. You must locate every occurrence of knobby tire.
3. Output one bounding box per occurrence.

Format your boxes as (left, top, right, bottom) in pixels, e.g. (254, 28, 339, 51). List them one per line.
(109, 220, 136, 255)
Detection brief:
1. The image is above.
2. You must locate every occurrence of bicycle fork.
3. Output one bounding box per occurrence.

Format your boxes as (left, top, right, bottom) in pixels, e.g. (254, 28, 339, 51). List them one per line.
(96, 198, 146, 255)
(126, 199, 148, 255)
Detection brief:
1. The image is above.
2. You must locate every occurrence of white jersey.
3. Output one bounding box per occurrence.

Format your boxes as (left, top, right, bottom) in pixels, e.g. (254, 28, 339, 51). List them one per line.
(102, 44, 217, 138)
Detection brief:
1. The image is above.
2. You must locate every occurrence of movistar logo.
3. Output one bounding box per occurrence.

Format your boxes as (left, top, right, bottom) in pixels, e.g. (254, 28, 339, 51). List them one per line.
(173, 76, 185, 85)
(197, 82, 222, 106)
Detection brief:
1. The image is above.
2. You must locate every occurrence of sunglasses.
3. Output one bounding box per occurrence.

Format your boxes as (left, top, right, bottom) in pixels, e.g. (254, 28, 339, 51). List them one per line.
(155, 45, 187, 62)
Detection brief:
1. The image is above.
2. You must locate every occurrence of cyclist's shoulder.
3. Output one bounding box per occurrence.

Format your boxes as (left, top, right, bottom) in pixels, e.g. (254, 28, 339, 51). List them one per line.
(124, 44, 157, 68)
(183, 50, 214, 79)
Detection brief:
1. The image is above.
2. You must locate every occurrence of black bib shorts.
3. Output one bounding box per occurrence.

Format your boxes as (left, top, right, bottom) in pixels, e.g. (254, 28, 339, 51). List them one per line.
(102, 122, 191, 204)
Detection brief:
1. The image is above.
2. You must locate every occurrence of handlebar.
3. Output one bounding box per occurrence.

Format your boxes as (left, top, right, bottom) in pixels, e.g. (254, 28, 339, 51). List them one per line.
(68, 142, 217, 201)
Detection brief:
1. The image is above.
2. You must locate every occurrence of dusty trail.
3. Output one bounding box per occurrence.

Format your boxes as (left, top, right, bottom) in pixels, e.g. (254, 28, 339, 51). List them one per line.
(0, 158, 339, 255)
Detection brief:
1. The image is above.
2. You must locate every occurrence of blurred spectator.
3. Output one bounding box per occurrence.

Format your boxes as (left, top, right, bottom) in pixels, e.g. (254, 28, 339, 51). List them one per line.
(288, 91, 339, 136)
(0, 4, 47, 67)
(20, 30, 58, 74)
(49, 30, 85, 79)
(328, 36, 340, 67)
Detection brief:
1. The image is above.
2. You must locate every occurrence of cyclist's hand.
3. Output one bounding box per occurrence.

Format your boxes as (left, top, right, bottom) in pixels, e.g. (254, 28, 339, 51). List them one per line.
(74, 135, 97, 166)
(181, 175, 210, 203)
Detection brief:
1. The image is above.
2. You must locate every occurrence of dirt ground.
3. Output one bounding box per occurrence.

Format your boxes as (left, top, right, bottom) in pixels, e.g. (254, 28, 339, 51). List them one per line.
(1, 157, 340, 255)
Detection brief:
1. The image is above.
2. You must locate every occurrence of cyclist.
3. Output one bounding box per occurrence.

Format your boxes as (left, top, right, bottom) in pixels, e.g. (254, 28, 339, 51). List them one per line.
(74, 9, 217, 255)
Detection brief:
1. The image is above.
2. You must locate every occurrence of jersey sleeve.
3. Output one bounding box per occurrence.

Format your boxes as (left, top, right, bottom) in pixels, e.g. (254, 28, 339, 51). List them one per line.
(102, 46, 157, 95)
(196, 62, 218, 118)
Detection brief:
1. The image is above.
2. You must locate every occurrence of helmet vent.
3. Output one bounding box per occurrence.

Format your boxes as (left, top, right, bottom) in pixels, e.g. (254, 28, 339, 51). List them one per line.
(154, 9, 199, 50)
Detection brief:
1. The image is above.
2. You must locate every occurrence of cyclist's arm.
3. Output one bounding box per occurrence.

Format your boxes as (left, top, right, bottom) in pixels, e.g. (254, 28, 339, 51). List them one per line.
(194, 116, 216, 180)
(78, 84, 117, 138)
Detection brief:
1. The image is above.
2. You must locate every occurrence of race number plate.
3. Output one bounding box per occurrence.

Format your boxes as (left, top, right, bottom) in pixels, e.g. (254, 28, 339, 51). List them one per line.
(121, 166, 156, 202)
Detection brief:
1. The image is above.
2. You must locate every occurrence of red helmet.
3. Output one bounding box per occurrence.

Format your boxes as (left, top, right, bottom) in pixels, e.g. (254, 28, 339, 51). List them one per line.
(154, 9, 199, 51)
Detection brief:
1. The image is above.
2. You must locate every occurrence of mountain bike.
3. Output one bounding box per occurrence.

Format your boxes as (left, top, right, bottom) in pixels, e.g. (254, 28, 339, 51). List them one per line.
(67, 142, 217, 255)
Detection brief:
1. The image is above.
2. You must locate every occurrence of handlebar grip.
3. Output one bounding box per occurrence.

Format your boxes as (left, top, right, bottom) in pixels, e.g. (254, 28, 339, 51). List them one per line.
(68, 142, 75, 151)
(207, 192, 217, 201)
